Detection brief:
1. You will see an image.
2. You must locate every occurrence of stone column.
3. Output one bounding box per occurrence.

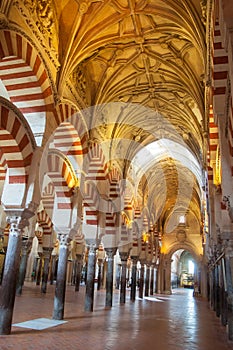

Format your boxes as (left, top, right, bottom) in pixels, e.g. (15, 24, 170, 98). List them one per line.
(220, 258, 228, 326)
(222, 236, 233, 341)
(150, 264, 155, 295)
(130, 256, 138, 301)
(119, 252, 128, 304)
(105, 248, 117, 308)
(84, 242, 97, 312)
(16, 237, 33, 296)
(0, 213, 31, 335)
(71, 259, 77, 286)
(53, 234, 70, 320)
(36, 253, 43, 285)
(97, 258, 103, 290)
(163, 257, 172, 294)
(31, 256, 39, 282)
(145, 264, 150, 297)
(215, 265, 221, 317)
(75, 254, 83, 292)
(50, 254, 57, 285)
(41, 247, 52, 294)
(139, 260, 145, 299)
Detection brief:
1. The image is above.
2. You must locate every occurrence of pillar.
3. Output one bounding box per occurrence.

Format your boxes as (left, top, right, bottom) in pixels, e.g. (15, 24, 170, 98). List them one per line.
(0, 213, 31, 335)
(139, 261, 145, 299)
(145, 264, 150, 297)
(16, 237, 32, 295)
(31, 256, 39, 282)
(75, 254, 83, 292)
(150, 264, 155, 295)
(119, 252, 128, 304)
(215, 265, 221, 317)
(97, 258, 103, 291)
(50, 254, 57, 285)
(36, 252, 43, 285)
(130, 256, 138, 301)
(53, 234, 70, 320)
(225, 256, 233, 340)
(105, 248, 117, 308)
(41, 247, 52, 294)
(84, 242, 97, 312)
(220, 258, 228, 326)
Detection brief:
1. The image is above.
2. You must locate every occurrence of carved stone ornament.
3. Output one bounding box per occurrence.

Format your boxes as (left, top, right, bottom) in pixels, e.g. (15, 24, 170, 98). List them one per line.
(13, 0, 60, 69)
(7, 216, 29, 238)
(57, 233, 71, 248)
(70, 65, 88, 105)
(0, 12, 9, 28)
(222, 195, 233, 222)
(176, 229, 186, 242)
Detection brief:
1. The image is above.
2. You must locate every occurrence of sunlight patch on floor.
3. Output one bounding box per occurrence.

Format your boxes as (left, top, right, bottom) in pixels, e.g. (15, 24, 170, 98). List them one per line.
(12, 318, 67, 330)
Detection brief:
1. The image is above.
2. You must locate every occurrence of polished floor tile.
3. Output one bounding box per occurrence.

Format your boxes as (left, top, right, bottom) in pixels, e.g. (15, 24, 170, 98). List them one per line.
(0, 283, 232, 350)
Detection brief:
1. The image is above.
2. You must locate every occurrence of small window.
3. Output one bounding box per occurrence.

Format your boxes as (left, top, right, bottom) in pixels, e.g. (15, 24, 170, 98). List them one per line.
(179, 215, 185, 224)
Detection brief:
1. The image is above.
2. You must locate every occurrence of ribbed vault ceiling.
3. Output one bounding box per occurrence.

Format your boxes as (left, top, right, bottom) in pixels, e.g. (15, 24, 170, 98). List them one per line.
(52, 0, 206, 227)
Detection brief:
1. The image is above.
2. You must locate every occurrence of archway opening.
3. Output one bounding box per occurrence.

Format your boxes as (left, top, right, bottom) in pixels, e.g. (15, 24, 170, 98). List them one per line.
(171, 249, 198, 290)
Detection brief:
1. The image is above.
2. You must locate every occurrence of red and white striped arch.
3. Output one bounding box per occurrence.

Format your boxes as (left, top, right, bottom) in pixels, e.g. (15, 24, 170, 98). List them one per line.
(45, 150, 77, 227)
(0, 98, 36, 206)
(53, 119, 83, 175)
(37, 209, 53, 247)
(208, 105, 219, 184)
(212, 21, 228, 117)
(53, 103, 88, 148)
(41, 182, 55, 219)
(82, 143, 108, 241)
(0, 30, 54, 146)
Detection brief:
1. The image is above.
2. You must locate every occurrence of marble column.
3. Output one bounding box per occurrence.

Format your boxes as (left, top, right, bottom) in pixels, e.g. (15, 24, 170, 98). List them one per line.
(0, 213, 31, 335)
(53, 234, 70, 320)
(220, 258, 227, 326)
(84, 242, 97, 312)
(97, 258, 103, 291)
(139, 261, 145, 299)
(130, 256, 138, 301)
(75, 254, 83, 292)
(41, 247, 52, 294)
(145, 264, 150, 297)
(16, 237, 33, 296)
(150, 265, 154, 295)
(31, 256, 39, 282)
(119, 252, 128, 304)
(36, 253, 43, 285)
(105, 248, 117, 308)
(50, 254, 57, 285)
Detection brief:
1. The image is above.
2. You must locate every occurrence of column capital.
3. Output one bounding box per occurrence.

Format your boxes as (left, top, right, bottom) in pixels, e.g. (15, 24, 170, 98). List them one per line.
(6, 217, 28, 238)
(131, 255, 138, 264)
(21, 237, 33, 255)
(57, 233, 71, 248)
(119, 251, 128, 262)
(86, 238, 101, 250)
(105, 247, 117, 259)
(43, 247, 53, 258)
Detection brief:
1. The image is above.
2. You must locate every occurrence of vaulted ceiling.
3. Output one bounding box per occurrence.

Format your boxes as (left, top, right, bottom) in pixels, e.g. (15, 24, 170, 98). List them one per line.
(4, 0, 207, 236)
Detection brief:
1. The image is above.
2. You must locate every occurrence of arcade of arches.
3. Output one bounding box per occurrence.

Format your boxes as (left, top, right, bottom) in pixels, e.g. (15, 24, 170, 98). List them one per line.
(0, 0, 233, 341)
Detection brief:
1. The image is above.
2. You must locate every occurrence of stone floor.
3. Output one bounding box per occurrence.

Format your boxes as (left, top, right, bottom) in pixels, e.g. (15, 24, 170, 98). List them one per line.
(0, 282, 232, 350)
